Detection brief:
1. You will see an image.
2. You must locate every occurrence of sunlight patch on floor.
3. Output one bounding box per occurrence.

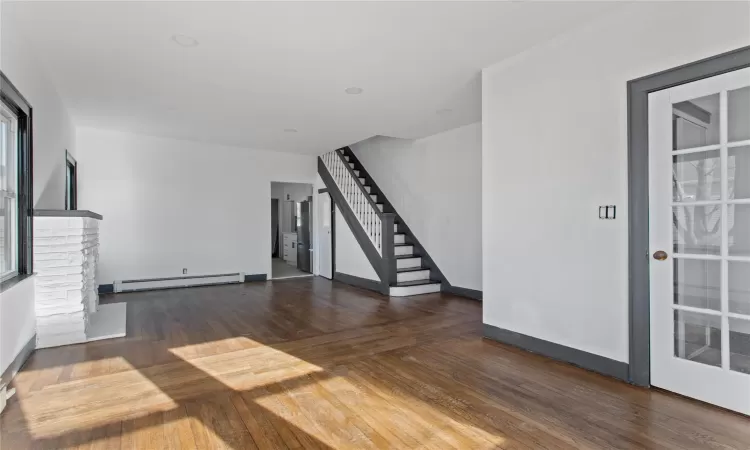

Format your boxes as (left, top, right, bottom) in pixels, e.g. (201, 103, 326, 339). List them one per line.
(16, 359, 179, 439)
(166, 336, 262, 360)
(170, 338, 324, 392)
(252, 372, 508, 449)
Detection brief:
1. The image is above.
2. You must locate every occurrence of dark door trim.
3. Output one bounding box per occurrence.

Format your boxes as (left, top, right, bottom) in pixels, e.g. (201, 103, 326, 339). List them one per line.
(330, 193, 336, 277)
(65, 150, 77, 210)
(627, 45, 750, 387)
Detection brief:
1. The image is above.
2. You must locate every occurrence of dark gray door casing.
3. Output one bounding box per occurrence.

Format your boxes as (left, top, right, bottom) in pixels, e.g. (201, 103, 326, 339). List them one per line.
(271, 198, 279, 258)
(297, 200, 312, 273)
(627, 46, 750, 387)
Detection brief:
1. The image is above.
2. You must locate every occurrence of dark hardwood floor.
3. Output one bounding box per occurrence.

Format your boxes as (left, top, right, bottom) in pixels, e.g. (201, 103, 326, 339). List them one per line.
(2, 277, 749, 449)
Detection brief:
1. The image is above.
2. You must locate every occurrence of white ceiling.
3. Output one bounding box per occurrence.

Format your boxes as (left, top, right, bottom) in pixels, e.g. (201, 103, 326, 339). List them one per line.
(4, 1, 618, 155)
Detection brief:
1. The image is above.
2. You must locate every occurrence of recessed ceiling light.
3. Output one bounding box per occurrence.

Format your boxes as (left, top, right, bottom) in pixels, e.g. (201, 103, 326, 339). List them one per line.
(436, 108, 452, 115)
(171, 34, 199, 48)
(284, 128, 298, 133)
(345, 87, 364, 95)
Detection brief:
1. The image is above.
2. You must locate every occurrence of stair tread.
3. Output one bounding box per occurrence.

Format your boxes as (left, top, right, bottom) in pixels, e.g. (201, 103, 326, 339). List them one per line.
(395, 255, 420, 259)
(397, 267, 427, 273)
(394, 244, 412, 247)
(394, 280, 440, 287)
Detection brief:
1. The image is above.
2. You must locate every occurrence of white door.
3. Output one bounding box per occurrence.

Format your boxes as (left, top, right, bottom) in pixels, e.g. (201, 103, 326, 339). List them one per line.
(318, 192, 333, 279)
(649, 67, 750, 414)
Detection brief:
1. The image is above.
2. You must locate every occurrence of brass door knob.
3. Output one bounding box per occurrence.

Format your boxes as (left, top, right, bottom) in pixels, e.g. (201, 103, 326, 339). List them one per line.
(653, 250, 668, 261)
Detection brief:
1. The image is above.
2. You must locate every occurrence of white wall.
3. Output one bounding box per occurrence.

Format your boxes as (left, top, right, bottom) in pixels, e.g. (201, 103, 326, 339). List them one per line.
(282, 183, 313, 202)
(1, 13, 76, 375)
(0, 277, 35, 375)
(481, 1, 750, 363)
(1, 15, 76, 209)
(272, 182, 313, 235)
(271, 182, 284, 200)
(335, 206, 380, 281)
(75, 127, 316, 283)
(351, 122, 482, 290)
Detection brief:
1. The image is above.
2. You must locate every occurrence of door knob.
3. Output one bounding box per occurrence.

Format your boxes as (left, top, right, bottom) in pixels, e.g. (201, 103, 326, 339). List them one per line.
(653, 250, 668, 261)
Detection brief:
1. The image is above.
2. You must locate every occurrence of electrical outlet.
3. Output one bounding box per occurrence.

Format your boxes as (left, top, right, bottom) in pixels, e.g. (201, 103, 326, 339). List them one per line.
(183, 268, 187, 274)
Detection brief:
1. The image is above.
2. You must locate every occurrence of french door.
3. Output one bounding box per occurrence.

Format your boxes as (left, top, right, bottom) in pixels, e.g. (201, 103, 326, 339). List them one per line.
(649, 67, 750, 414)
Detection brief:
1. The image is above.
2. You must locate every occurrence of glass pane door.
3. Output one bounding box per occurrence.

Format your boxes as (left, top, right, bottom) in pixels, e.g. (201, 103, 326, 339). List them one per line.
(649, 67, 750, 414)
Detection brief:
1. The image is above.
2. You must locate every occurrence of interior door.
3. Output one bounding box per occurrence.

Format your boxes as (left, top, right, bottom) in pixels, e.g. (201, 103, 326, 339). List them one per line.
(649, 67, 750, 414)
(297, 201, 311, 273)
(318, 192, 333, 279)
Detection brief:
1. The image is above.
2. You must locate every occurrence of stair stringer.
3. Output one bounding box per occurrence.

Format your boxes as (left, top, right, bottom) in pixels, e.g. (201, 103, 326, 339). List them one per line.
(340, 147, 449, 289)
(317, 157, 389, 294)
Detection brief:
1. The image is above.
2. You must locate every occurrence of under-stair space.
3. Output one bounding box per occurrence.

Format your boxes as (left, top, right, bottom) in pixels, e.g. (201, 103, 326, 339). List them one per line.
(319, 148, 443, 296)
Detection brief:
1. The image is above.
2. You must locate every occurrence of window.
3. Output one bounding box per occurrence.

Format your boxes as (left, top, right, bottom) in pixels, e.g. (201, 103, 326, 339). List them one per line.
(65, 151, 77, 210)
(0, 104, 18, 282)
(0, 71, 33, 286)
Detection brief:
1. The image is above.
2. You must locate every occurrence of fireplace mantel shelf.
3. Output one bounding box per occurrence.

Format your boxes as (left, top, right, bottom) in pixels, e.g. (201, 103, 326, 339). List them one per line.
(33, 210, 103, 220)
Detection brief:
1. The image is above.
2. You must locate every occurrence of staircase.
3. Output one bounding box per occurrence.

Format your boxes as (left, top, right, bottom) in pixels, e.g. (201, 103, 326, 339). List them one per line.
(319, 147, 443, 296)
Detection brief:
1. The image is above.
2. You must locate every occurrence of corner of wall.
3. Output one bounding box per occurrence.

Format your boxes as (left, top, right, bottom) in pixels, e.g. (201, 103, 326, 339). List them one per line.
(2, 13, 77, 210)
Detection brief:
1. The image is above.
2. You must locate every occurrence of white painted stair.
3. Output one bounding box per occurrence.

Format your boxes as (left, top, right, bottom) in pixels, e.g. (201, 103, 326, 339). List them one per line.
(397, 268, 430, 283)
(347, 152, 441, 296)
(390, 251, 441, 297)
(328, 148, 442, 297)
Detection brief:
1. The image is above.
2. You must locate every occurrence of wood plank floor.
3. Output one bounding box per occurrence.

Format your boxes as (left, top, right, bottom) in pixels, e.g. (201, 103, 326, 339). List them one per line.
(2, 277, 749, 449)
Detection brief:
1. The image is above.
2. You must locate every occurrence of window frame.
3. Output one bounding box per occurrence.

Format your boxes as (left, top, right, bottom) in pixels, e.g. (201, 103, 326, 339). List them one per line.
(0, 71, 34, 288)
(65, 150, 77, 210)
(0, 104, 19, 282)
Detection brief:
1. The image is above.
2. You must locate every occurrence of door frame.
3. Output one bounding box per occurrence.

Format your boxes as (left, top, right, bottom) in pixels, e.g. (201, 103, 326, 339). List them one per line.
(317, 188, 335, 278)
(627, 45, 750, 387)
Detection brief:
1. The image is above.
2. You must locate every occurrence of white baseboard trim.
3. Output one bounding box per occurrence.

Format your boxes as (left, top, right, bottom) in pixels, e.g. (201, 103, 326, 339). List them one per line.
(114, 273, 245, 293)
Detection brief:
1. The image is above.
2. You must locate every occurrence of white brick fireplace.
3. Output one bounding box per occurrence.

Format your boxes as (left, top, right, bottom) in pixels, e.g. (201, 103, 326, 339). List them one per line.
(32, 211, 125, 349)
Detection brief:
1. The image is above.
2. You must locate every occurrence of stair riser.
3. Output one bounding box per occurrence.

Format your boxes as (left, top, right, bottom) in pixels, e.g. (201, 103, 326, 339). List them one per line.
(389, 283, 441, 297)
(394, 246, 413, 257)
(394, 234, 405, 245)
(370, 195, 377, 202)
(397, 270, 430, 283)
(396, 258, 421, 269)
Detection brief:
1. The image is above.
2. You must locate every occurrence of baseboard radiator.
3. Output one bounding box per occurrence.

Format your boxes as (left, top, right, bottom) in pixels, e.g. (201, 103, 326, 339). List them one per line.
(113, 273, 245, 293)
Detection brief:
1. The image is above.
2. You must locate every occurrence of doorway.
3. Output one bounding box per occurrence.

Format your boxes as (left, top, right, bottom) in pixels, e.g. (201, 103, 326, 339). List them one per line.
(270, 182, 314, 280)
